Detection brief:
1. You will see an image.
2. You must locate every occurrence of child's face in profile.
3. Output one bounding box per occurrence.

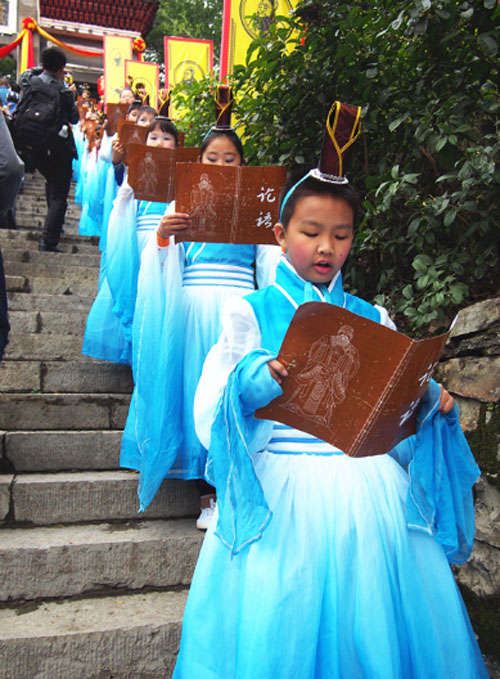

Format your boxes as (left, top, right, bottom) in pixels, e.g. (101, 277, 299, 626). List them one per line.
(273, 194, 354, 285)
(147, 125, 176, 149)
(137, 111, 156, 127)
(201, 137, 241, 166)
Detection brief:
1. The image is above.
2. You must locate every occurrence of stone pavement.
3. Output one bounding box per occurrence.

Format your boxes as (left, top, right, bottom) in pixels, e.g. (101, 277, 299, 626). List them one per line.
(0, 171, 203, 679)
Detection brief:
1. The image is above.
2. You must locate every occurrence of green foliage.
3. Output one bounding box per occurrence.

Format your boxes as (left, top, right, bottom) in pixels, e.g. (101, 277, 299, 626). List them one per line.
(0, 56, 16, 81)
(175, 0, 500, 335)
(147, 0, 223, 65)
(170, 73, 222, 145)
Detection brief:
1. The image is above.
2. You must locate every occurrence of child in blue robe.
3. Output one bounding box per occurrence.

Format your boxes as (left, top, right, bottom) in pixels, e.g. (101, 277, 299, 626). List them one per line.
(172, 102, 488, 679)
(121, 89, 281, 528)
(81, 116, 176, 365)
(78, 116, 106, 237)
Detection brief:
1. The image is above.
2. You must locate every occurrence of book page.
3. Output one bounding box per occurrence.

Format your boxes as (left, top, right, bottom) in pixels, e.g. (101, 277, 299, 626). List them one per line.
(236, 166, 286, 243)
(352, 330, 450, 456)
(256, 303, 450, 457)
(175, 163, 238, 242)
(174, 164, 285, 244)
(105, 103, 129, 136)
(128, 144, 200, 202)
(117, 120, 148, 165)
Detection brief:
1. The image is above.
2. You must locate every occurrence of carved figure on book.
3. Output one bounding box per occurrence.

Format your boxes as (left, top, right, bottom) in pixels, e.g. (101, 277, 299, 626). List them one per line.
(190, 173, 217, 235)
(283, 324, 360, 426)
(136, 152, 158, 194)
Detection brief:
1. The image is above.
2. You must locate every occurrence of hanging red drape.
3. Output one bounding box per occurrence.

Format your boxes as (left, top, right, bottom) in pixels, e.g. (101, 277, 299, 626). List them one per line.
(0, 31, 26, 59)
(0, 17, 146, 70)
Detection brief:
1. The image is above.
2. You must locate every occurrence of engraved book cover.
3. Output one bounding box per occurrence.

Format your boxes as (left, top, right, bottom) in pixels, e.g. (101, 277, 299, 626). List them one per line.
(128, 144, 200, 202)
(117, 120, 148, 164)
(174, 163, 287, 244)
(105, 103, 130, 136)
(256, 302, 451, 457)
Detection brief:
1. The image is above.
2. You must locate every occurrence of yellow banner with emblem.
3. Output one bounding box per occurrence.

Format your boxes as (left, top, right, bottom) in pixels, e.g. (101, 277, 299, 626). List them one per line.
(125, 60, 159, 109)
(104, 35, 133, 104)
(164, 36, 213, 89)
(220, 0, 299, 78)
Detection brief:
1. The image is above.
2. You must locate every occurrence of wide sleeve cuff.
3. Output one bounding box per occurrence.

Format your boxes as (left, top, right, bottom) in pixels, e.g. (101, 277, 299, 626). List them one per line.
(208, 349, 278, 555)
(406, 380, 481, 563)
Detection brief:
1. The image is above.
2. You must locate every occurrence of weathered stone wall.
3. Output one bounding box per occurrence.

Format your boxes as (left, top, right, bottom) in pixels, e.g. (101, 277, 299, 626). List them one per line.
(435, 297, 500, 660)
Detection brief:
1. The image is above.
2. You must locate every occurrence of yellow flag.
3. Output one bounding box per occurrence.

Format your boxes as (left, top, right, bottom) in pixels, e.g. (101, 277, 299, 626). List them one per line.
(104, 36, 133, 104)
(220, 0, 299, 78)
(164, 36, 213, 89)
(125, 60, 159, 109)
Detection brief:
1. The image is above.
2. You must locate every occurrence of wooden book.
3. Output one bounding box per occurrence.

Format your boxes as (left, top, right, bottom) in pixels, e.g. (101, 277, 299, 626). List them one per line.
(256, 303, 452, 457)
(117, 120, 148, 164)
(174, 163, 286, 244)
(128, 143, 200, 202)
(105, 103, 130, 136)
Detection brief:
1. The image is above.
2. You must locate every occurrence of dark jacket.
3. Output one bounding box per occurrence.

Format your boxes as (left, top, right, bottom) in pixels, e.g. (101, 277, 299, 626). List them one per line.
(19, 67, 79, 158)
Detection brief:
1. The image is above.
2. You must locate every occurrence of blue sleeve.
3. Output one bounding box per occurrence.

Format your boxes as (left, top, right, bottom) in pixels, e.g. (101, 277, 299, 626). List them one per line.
(207, 350, 280, 555)
(401, 380, 481, 563)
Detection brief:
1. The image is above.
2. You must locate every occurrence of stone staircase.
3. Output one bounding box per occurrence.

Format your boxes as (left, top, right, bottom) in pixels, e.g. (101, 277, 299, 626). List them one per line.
(0, 172, 203, 679)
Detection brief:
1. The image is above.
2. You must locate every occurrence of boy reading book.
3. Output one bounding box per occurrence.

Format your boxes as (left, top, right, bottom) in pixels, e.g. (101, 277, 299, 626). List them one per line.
(172, 101, 488, 679)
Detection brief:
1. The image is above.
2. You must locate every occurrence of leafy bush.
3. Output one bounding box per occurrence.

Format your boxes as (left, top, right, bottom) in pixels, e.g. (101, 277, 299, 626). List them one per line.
(172, 0, 500, 334)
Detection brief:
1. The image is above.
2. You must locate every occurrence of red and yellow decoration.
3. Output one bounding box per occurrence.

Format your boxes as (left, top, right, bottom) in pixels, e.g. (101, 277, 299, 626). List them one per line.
(132, 37, 146, 61)
(0, 17, 147, 76)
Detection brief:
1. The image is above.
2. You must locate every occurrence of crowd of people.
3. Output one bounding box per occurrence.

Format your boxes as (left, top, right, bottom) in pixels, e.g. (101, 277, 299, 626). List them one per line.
(2, 46, 489, 678)
(0, 76, 20, 117)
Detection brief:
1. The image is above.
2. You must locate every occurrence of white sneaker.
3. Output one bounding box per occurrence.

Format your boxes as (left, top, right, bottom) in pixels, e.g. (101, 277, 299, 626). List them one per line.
(196, 498, 217, 530)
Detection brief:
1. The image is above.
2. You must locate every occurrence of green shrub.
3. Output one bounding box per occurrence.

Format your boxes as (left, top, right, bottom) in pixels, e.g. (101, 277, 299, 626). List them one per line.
(172, 0, 500, 335)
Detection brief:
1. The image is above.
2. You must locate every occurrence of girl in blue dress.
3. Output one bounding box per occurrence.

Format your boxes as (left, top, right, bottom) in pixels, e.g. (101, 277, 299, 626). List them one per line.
(122, 88, 281, 528)
(172, 102, 488, 679)
(82, 116, 177, 365)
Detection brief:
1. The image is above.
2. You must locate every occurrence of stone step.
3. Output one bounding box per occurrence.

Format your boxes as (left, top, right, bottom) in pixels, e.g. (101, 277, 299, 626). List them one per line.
(0, 475, 10, 519)
(4, 248, 101, 269)
(15, 194, 81, 210)
(6, 273, 98, 296)
(28, 275, 98, 297)
(5, 275, 26, 292)
(0, 228, 99, 253)
(4, 331, 86, 360)
(0, 393, 130, 431)
(8, 472, 199, 525)
(0, 518, 202, 601)
(8, 310, 89, 335)
(7, 292, 94, 312)
(3, 430, 123, 472)
(15, 204, 82, 222)
(0, 360, 133, 393)
(0, 589, 186, 679)
(4, 260, 99, 283)
(15, 216, 81, 233)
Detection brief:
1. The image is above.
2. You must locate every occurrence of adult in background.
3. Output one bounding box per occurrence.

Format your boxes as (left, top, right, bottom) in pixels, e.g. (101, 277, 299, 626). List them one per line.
(17, 46, 78, 252)
(0, 111, 24, 357)
(0, 78, 9, 108)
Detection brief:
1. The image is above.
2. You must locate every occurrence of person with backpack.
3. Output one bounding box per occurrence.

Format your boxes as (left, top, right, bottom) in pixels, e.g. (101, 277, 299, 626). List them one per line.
(15, 46, 78, 252)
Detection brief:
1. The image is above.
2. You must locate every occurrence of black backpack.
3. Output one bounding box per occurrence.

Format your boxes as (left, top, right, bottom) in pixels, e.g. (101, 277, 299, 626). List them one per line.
(13, 75, 62, 150)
